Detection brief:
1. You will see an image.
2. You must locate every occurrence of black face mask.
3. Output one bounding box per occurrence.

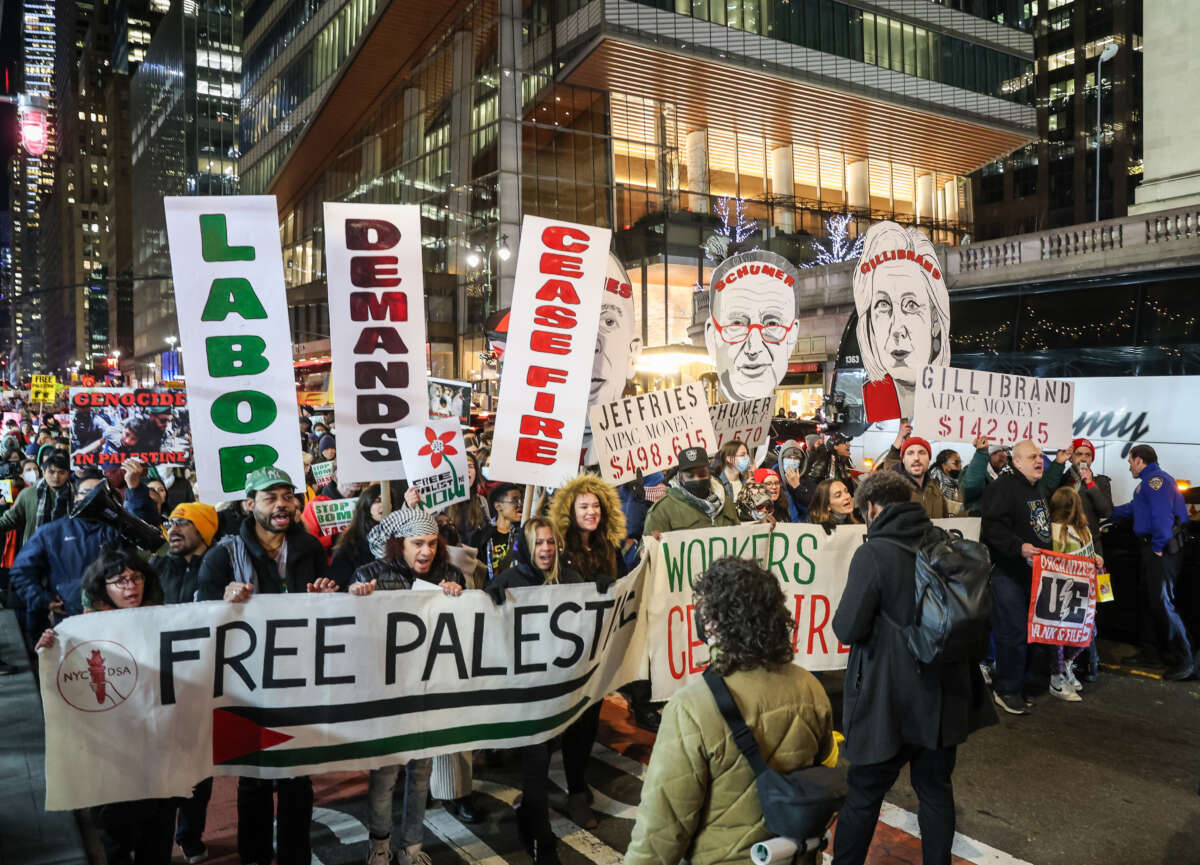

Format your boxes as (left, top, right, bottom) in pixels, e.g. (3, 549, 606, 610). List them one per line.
(682, 479, 711, 499)
(948, 468, 961, 479)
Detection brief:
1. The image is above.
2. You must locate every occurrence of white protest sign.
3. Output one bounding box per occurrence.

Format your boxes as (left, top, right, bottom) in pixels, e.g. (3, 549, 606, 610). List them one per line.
(1028, 551, 1096, 647)
(312, 498, 355, 535)
(708, 396, 774, 450)
(311, 460, 335, 485)
(489, 216, 612, 487)
(644, 518, 979, 701)
(588, 383, 715, 485)
(913, 365, 1074, 449)
(39, 570, 647, 810)
(396, 419, 470, 510)
(324, 203, 428, 483)
(164, 196, 304, 502)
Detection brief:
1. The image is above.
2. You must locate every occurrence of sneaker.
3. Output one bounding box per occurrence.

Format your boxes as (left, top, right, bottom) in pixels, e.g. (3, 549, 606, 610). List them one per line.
(180, 842, 208, 864)
(978, 661, 993, 686)
(367, 837, 392, 865)
(993, 692, 1030, 715)
(1064, 662, 1082, 691)
(1049, 674, 1082, 702)
(531, 834, 562, 865)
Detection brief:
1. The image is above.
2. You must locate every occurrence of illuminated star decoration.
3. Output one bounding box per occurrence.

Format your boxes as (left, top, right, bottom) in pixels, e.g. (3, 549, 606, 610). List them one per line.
(418, 427, 458, 469)
(802, 212, 865, 268)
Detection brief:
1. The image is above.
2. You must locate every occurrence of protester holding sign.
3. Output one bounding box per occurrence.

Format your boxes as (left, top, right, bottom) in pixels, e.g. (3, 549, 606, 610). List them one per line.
(1047, 487, 1103, 701)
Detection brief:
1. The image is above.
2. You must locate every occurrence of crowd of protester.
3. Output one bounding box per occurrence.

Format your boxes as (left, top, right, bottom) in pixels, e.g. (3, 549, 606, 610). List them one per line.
(0, 399, 1193, 865)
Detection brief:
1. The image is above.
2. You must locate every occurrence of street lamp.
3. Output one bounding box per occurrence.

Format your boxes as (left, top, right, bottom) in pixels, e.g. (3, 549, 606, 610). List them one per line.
(496, 235, 512, 262)
(1095, 42, 1119, 223)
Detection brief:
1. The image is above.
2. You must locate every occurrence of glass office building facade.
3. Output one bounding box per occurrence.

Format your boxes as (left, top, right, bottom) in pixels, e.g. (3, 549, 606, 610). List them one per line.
(258, 0, 1035, 387)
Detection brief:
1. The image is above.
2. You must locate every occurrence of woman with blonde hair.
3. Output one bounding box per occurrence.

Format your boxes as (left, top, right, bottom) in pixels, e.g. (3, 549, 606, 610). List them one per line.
(852, 221, 951, 421)
(1048, 486, 1103, 702)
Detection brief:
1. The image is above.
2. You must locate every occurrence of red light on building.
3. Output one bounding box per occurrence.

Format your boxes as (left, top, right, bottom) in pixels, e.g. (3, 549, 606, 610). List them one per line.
(19, 106, 48, 156)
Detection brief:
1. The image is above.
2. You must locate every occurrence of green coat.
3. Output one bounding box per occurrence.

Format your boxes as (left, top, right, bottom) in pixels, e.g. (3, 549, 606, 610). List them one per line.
(0, 482, 69, 546)
(643, 486, 739, 536)
(625, 665, 836, 865)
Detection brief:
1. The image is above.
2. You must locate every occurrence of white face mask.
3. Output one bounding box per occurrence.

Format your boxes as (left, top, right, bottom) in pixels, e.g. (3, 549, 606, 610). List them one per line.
(160, 470, 176, 490)
(23, 470, 37, 484)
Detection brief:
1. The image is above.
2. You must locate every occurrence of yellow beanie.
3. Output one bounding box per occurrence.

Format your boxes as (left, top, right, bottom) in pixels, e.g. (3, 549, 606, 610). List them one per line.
(170, 502, 219, 546)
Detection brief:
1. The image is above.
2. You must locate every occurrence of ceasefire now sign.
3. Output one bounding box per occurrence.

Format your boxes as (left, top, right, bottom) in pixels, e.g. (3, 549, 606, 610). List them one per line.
(164, 196, 305, 501)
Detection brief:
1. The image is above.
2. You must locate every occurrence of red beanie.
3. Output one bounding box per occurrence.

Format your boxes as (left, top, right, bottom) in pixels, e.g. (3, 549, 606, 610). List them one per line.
(902, 436, 932, 458)
(1071, 437, 1095, 458)
(753, 467, 779, 483)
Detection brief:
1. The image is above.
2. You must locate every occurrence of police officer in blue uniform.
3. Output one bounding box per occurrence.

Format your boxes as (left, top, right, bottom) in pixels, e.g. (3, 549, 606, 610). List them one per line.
(1111, 444, 1193, 680)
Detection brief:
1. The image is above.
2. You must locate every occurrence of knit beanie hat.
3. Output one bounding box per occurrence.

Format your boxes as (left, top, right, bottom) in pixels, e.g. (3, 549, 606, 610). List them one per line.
(318, 434, 336, 453)
(369, 507, 440, 559)
(1071, 437, 1095, 458)
(169, 502, 219, 546)
(901, 436, 932, 458)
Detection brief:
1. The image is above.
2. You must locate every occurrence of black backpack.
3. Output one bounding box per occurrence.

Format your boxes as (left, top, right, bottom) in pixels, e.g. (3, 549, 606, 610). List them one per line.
(875, 526, 993, 665)
(703, 668, 847, 848)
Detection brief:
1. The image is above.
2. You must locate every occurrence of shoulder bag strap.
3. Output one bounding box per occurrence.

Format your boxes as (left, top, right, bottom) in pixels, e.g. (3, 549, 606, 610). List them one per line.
(702, 667, 769, 776)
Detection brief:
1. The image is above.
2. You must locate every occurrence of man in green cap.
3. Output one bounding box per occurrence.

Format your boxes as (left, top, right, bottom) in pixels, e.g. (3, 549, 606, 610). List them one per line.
(197, 465, 335, 865)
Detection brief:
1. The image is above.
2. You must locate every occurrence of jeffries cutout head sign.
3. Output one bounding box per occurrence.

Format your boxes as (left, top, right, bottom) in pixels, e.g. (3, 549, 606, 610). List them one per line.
(704, 250, 801, 403)
(852, 221, 951, 422)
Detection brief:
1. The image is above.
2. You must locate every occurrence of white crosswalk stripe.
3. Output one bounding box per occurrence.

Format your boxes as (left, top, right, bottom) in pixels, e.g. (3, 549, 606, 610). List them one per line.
(548, 751, 639, 820)
(474, 779, 627, 865)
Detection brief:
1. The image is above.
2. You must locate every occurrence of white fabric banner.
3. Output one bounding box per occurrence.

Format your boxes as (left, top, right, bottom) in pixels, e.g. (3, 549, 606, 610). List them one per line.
(396, 419, 471, 509)
(913, 365, 1074, 449)
(588, 383, 715, 485)
(644, 519, 980, 701)
(40, 567, 647, 810)
(164, 196, 304, 502)
(489, 216, 612, 487)
(324, 203, 429, 483)
(708, 396, 775, 450)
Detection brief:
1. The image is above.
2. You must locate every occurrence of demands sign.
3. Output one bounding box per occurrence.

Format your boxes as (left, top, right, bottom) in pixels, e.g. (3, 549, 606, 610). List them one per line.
(588, 383, 715, 485)
(325, 203, 429, 483)
(164, 196, 305, 501)
(914, 365, 1074, 448)
(39, 570, 647, 811)
(644, 519, 980, 701)
(708, 396, 774, 450)
(1028, 551, 1096, 647)
(69, 388, 190, 467)
(489, 216, 612, 487)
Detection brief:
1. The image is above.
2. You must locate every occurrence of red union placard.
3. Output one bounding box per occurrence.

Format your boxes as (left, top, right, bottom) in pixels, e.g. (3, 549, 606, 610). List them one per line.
(1027, 550, 1097, 647)
(324, 203, 429, 483)
(489, 216, 612, 487)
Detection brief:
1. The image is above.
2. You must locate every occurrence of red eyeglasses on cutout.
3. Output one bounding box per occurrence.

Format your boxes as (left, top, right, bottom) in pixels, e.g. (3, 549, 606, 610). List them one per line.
(710, 316, 798, 345)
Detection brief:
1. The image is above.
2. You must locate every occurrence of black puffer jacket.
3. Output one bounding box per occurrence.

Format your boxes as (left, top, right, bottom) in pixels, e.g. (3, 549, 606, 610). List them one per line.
(151, 552, 205, 604)
(832, 502, 995, 765)
(352, 555, 464, 591)
(490, 540, 586, 594)
(197, 516, 327, 598)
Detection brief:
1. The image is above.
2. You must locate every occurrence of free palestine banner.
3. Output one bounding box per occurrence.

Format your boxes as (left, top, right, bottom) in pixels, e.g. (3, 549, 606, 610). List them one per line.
(39, 568, 647, 810)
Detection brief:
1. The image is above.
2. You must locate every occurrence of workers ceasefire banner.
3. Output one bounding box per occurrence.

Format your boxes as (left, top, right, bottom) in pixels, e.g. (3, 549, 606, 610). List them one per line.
(913, 365, 1075, 449)
(489, 216, 612, 487)
(325, 203, 429, 484)
(589, 383, 716, 485)
(68, 388, 190, 467)
(164, 196, 305, 502)
(643, 518, 980, 701)
(39, 567, 647, 810)
(1027, 551, 1097, 647)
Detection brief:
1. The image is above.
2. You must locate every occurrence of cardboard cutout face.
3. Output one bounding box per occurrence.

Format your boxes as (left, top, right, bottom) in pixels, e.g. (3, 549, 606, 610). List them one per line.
(852, 221, 950, 421)
(589, 253, 642, 407)
(704, 250, 799, 402)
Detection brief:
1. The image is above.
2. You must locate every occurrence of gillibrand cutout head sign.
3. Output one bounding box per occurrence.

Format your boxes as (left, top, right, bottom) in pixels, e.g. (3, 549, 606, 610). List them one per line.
(704, 250, 801, 403)
(852, 221, 950, 422)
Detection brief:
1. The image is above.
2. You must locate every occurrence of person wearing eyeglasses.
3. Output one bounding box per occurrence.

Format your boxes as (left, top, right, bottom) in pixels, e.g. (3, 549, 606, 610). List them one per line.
(703, 250, 801, 402)
(36, 547, 177, 865)
(470, 483, 525, 582)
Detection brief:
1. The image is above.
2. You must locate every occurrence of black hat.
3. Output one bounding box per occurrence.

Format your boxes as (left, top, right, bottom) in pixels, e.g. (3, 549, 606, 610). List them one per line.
(676, 446, 709, 472)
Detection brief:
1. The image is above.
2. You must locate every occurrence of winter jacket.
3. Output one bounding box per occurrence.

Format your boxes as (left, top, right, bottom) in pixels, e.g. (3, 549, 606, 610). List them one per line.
(0, 478, 73, 546)
(300, 494, 336, 554)
(328, 534, 374, 590)
(163, 475, 197, 513)
(150, 551, 206, 605)
(196, 516, 327, 598)
(1055, 467, 1114, 555)
(890, 463, 949, 520)
(352, 555, 464, 591)
(550, 472, 633, 583)
(644, 481, 738, 535)
(490, 542, 586, 595)
(1111, 461, 1188, 554)
(980, 471, 1053, 584)
(122, 482, 162, 526)
(624, 664, 835, 865)
(832, 502, 996, 765)
(9, 517, 121, 618)
(959, 447, 994, 513)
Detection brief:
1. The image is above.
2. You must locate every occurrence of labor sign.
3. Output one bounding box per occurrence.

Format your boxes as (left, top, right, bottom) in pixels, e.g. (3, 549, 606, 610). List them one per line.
(643, 518, 980, 701)
(1027, 550, 1096, 647)
(38, 568, 648, 810)
(31, 374, 57, 402)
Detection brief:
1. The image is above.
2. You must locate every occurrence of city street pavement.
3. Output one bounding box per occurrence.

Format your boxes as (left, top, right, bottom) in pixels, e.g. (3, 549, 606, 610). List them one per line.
(142, 641, 1200, 865)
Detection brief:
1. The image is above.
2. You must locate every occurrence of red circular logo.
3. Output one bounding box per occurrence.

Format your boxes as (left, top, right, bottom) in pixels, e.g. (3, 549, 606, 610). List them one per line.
(56, 640, 139, 712)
